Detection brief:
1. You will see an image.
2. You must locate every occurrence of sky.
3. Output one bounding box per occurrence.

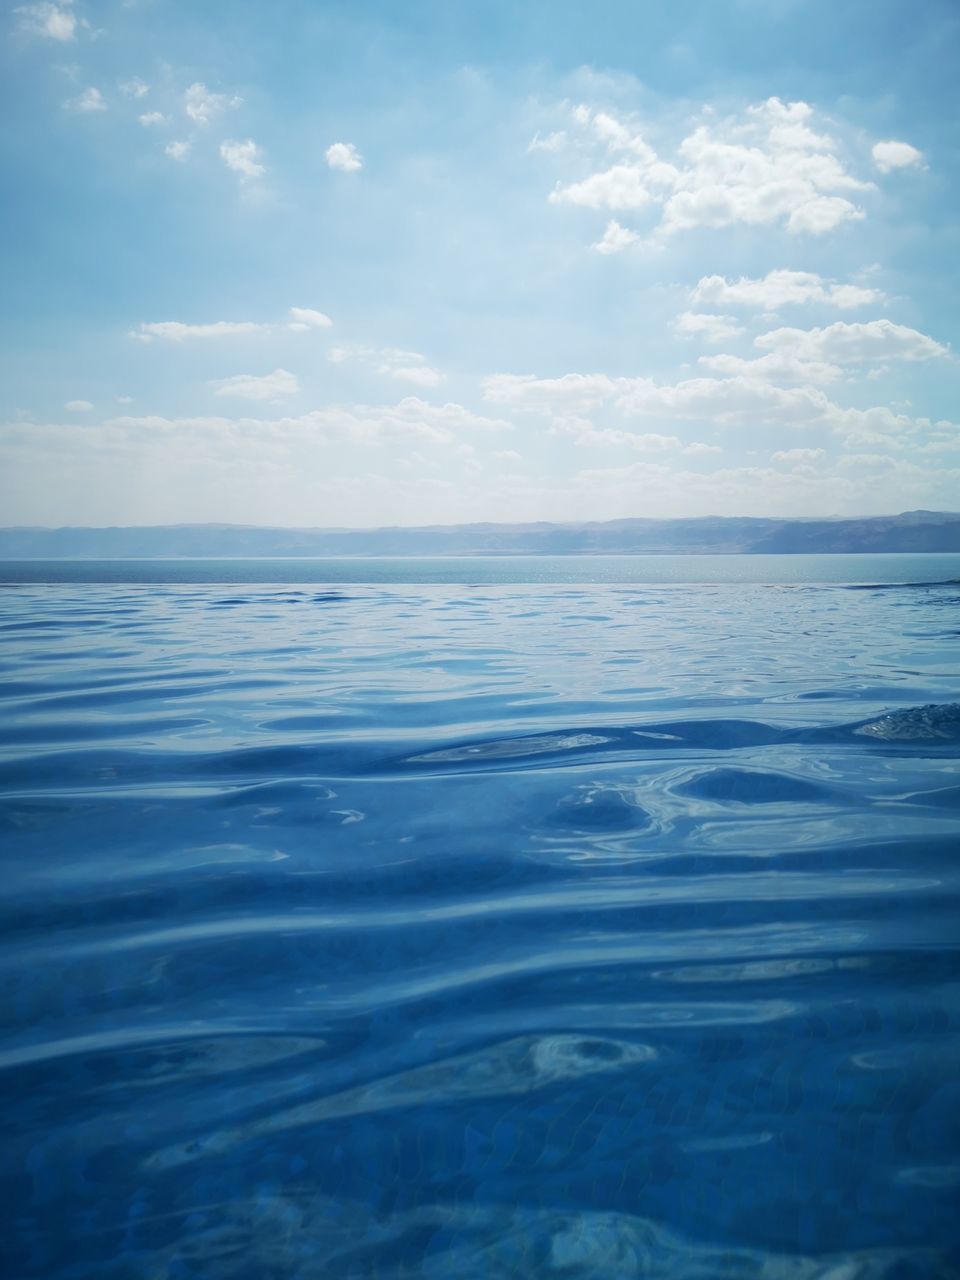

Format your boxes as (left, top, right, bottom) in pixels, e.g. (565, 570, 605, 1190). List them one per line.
(2, 0, 959, 528)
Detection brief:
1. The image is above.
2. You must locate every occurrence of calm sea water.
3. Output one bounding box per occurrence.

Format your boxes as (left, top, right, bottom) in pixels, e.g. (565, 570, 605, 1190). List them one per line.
(4, 551, 960, 584)
(2, 556, 960, 1278)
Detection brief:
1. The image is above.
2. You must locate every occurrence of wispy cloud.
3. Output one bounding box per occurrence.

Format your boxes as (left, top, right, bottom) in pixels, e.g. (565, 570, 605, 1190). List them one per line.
(133, 320, 268, 342)
(65, 87, 105, 114)
(132, 309, 334, 342)
(16, 1, 79, 41)
(183, 82, 241, 126)
(119, 78, 149, 99)
(328, 344, 442, 386)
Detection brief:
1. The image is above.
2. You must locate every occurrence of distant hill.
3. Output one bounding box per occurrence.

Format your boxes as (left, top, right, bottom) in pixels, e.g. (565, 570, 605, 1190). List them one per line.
(2, 511, 960, 557)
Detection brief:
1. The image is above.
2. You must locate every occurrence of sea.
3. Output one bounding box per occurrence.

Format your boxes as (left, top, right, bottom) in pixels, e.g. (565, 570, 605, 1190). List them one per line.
(2, 553, 960, 1279)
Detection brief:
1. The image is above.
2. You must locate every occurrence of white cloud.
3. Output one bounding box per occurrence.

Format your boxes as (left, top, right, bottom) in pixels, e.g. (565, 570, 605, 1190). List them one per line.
(591, 110, 657, 159)
(551, 415, 717, 455)
(484, 372, 619, 412)
(872, 140, 924, 174)
(683, 441, 723, 456)
(165, 141, 190, 162)
(329, 344, 443, 386)
(138, 111, 168, 127)
(615, 375, 839, 428)
(64, 399, 93, 412)
(133, 320, 267, 342)
(772, 447, 826, 464)
(485, 366, 948, 445)
(288, 307, 333, 331)
(65, 87, 105, 114)
(528, 130, 567, 153)
(593, 220, 639, 254)
(115, 396, 134, 405)
(184, 82, 241, 126)
(673, 311, 744, 343)
(698, 352, 842, 384)
(756, 319, 948, 364)
(210, 370, 300, 402)
(551, 164, 655, 211)
(326, 142, 363, 172)
(220, 139, 265, 181)
(550, 97, 872, 239)
(16, 1, 78, 41)
(837, 453, 900, 470)
(691, 269, 882, 311)
(327, 345, 363, 364)
(120, 78, 149, 99)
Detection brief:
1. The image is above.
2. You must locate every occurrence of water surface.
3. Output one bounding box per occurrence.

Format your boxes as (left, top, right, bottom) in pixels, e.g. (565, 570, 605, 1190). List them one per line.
(2, 566, 959, 1277)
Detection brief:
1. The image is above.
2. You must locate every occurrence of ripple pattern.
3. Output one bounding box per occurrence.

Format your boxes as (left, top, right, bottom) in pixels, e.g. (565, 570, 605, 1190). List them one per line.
(1, 579, 959, 1278)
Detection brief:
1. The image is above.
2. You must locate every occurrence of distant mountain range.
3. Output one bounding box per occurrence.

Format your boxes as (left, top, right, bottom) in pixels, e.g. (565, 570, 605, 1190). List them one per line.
(3, 511, 960, 557)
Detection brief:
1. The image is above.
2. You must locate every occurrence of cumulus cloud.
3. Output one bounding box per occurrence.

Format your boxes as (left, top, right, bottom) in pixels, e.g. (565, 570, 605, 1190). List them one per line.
(120, 78, 149, 99)
(872, 140, 924, 173)
(697, 351, 842, 385)
(326, 142, 363, 172)
(691, 269, 882, 311)
(551, 164, 656, 212)
(549, 97, 872, 239)
(593, 220, 639, 254)
(288, 307, 333, 331)
(673, 312, 744, 343)
(165, 141, 191, 162)
(64, 399, 93, 412)
(65, 87, 105, 114)
(220, 139, 265, 180)
(138, 111, 168, 127)
(184, 82, 241, 126)
(210, 370, 300, 402)
(16, 1, 78, 41)
(755, 319, 948, 364)
(133, 320, 267, 342)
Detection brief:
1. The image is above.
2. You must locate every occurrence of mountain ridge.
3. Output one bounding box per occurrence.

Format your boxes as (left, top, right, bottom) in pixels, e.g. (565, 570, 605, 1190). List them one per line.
(3, 511, 960, 557)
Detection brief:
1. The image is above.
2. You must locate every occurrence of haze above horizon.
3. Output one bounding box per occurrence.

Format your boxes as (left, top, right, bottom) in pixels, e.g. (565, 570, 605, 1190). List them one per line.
(2, 0, 959, 526)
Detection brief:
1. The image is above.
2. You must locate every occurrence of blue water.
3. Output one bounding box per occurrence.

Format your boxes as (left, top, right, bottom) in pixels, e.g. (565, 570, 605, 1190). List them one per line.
(2, 560, 960, 1278)
(4, 550, 960, 584)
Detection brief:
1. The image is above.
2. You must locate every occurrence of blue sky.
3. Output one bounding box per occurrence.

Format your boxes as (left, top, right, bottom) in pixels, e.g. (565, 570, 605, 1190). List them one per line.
(2, 0, 958, 527)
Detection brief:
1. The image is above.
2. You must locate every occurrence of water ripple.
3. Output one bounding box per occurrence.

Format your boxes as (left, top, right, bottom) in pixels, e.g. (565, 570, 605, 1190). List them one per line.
(1, 578, 959, 1278)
